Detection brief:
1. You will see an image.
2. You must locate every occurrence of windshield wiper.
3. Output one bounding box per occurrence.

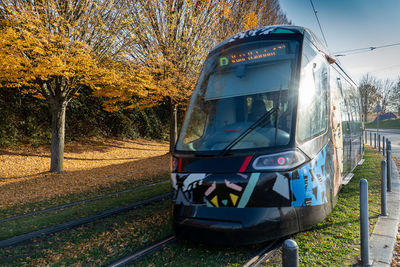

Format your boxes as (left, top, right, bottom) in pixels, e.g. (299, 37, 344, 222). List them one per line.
(274, 85, 282, 145)
(218, 107, 278, 156)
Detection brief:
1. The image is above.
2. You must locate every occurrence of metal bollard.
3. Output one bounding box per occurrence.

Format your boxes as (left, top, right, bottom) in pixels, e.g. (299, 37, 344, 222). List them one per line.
(282, 239, 299, 267)
(360, 179, 370, 267)
(387, 140, 392, 192)
(382, 136, 385, 155)
(381, 160, 387, 216)
(365, 130, 367, 144)
(374, 133, 376, 148)
(386, 138, 389, 154)
(370, 132, 372, 146)
(378, 134, 381, 152)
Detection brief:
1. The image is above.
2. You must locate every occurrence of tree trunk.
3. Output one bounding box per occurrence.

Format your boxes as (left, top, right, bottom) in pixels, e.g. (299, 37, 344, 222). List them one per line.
(363, 95, 368, 123)
(50, 101, 67, 173)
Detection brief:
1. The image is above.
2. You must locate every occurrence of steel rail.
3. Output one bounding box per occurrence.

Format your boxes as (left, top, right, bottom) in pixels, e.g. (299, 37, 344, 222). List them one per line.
(0, 180, 169, 224)
(242, 238, 284, 267)
(106, 235, 177, 267)
(0, 193, 171, 248)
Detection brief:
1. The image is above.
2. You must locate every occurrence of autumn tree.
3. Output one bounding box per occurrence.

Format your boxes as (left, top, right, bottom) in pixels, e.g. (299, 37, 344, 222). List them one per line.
(90, 0, 289, 150)
(120, 0, 226, 108)
(215, 0, 290, 42)
(377, 78, 395, 114)
(390, 77, 400, 115)
(86, 0, 283, 151)
(0, 0, 151, 172)
(106, 0, 290, 111)
(358, 74, 381, 122)
(0, 0, 290, 171)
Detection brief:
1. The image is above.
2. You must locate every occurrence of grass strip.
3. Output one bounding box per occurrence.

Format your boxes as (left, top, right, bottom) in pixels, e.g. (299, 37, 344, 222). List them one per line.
(0, 180, 169, 224)
(0, 171, 169, 219)
(0, 200, 173, 266)
(0, 182, 171, 240)
(0, 193, 170, 248)
(136, 240, 265, 267)
(365, 118, 400, 129)
(264, 146, 382, 266)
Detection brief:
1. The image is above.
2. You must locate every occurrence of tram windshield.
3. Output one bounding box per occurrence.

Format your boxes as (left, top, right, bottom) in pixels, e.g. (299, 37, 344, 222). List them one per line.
(176, 40, 299, 152)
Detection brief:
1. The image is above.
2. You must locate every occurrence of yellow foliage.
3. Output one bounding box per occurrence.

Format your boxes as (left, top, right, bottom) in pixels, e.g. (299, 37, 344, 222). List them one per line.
(0, 1, 156, 111)
(0, 0, 289, 112)
(243, 11, 259, 31)
(0, 4, 97, 91)
(89, 58, 159, 111)
(223, 3, 232, 18)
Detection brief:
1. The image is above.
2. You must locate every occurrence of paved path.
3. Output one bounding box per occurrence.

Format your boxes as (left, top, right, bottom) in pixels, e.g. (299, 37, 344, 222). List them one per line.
(366, 129, 400, 266)
(366, 129, 400, 160)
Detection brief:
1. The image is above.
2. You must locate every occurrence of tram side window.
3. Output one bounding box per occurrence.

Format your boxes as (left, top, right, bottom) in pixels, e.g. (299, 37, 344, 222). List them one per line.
(337, 78, 349, 127)
(297, 42, 328, 141)
(182, 96, 208, 145)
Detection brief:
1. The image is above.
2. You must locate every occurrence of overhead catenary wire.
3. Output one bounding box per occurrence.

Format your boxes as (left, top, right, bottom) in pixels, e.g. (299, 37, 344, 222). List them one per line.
(334, 41, 400, 57)
(309, 0, 329, 48)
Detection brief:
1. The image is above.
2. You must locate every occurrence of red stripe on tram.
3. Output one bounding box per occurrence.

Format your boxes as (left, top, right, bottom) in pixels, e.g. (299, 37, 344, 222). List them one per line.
(239, 156, 253, 172)
(177, 158, 182, 172)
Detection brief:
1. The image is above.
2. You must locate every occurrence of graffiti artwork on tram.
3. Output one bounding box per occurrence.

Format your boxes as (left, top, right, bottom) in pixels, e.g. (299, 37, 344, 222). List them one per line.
(171, 145, 334, 209)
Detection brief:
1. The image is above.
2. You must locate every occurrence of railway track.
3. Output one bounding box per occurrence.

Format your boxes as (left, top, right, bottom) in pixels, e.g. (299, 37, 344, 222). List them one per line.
(106, 235, 177, 267)
(0, 180, 169, 224)
(0, 192, 171, 248)
(242, 238, 285, 267)
(107, 235, 284, 267)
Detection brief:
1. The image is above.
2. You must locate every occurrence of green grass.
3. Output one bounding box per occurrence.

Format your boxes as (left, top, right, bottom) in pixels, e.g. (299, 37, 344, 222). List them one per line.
(365, 118, 400, 129)
(0, 200, 173, 266)
(0, 172, 169, 219)
(136, 241, 268, 267)
(0, 181, 171, 240)
(281, 146, 382, 266)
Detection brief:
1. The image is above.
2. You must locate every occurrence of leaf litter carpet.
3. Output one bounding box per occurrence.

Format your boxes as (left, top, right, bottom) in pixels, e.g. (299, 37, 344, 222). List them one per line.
(0, 138, 169, 208)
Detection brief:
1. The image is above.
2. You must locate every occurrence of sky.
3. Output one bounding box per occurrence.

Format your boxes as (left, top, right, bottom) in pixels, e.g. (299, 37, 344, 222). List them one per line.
(279, 0, 400, 84)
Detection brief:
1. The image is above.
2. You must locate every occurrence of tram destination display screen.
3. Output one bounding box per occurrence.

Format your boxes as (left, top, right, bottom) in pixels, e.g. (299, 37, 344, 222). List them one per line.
(219, 43, 288, 67)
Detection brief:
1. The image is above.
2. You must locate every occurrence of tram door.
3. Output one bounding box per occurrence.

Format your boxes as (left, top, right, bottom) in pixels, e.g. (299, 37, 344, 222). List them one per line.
(337, 78, 352, 175)
(348, 96, 361, 167)
(330, 76, 344, 194)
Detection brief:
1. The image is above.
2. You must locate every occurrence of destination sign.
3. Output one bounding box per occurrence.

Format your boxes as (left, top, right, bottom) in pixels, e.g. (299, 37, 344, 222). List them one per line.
(219, 44, 287, 67)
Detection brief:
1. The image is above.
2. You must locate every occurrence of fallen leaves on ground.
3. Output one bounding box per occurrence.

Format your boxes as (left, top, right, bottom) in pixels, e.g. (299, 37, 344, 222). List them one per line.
(0, 138, 169, 208)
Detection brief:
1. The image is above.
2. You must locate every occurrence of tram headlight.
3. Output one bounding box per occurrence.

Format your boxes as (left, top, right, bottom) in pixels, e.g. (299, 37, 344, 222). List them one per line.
(252, 150, 307, 171)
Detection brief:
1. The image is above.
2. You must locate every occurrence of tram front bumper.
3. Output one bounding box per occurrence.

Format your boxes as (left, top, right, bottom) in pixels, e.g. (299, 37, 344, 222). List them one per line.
(172, 204, 299, 245)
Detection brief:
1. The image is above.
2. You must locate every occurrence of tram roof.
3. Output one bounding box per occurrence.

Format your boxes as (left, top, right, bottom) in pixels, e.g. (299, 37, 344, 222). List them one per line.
(211, 25, 357, 88)
(212, 25, 328, 54)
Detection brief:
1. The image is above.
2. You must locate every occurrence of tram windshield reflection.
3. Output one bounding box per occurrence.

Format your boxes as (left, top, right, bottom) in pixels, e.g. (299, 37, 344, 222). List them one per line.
(176, 40, 299, 152)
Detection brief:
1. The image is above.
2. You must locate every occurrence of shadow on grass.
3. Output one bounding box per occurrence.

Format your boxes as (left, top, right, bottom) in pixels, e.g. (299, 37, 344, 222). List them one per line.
(0, 153, 170, 211)
(63, 139, 168, 154)
(0, 153, 169, 185)
(0, 138, 168, 157)
(0, 171, 49, 181)
(0, 149, 142, 161)
(125, 139, 167, 147)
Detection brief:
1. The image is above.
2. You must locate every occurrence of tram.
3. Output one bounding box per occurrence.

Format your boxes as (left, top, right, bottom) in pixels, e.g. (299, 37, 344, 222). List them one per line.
(170, 25, 363, 244)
